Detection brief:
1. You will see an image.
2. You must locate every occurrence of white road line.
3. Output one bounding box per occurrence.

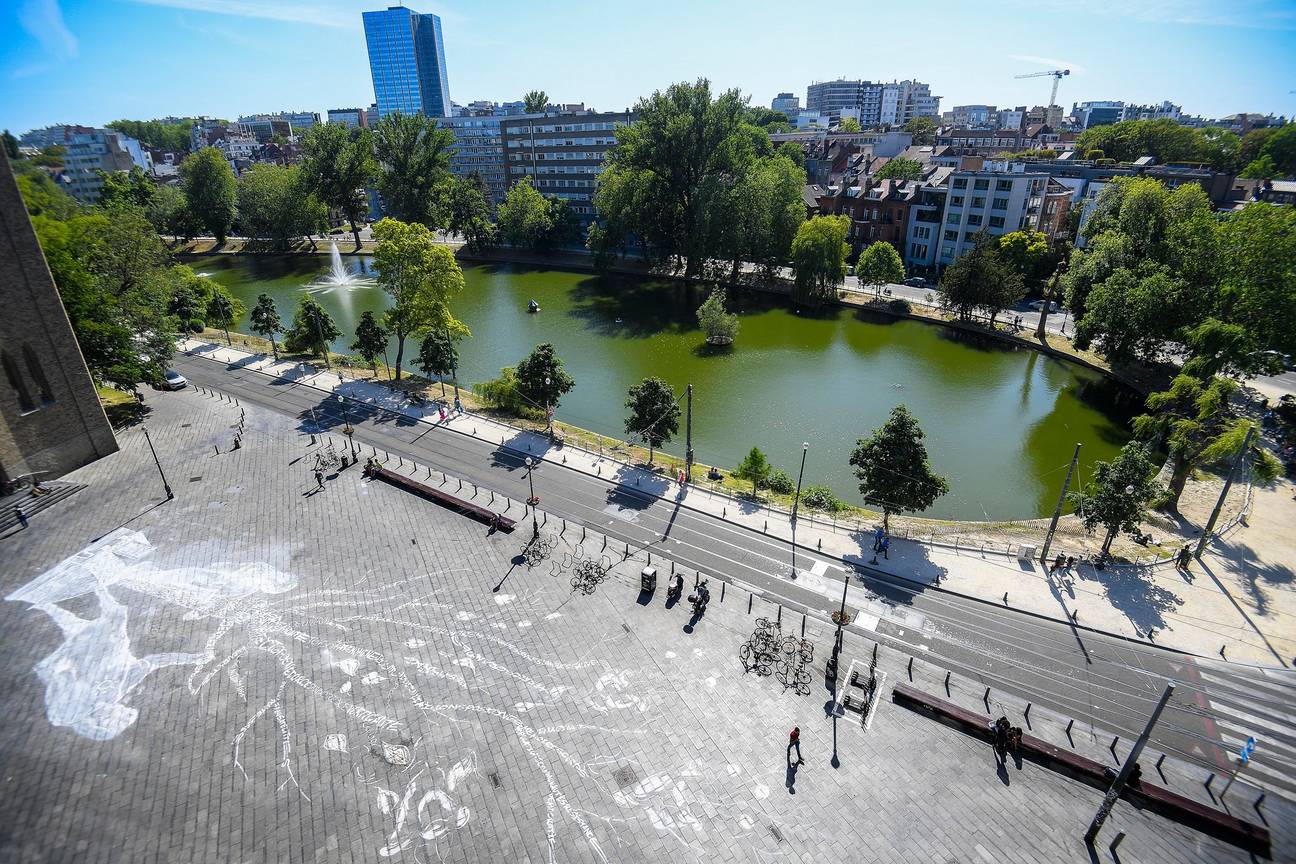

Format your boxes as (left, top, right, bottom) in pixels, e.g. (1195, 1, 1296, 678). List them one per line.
(1200, 669, 1296, 702)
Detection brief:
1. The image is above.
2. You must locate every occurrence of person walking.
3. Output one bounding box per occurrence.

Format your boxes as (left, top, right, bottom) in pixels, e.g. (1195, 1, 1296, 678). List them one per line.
(1175, 547, 1192, 572)
(873, 526, 884, 553)
(880, 535, 890, 560)
(14, 505, 28, 530)
(787, 726, 804, 766)
(314, 468, 324, 491)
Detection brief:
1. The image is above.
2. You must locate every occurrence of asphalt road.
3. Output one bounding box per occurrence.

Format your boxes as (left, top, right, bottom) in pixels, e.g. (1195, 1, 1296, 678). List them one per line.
(173, 349, 1296, 803)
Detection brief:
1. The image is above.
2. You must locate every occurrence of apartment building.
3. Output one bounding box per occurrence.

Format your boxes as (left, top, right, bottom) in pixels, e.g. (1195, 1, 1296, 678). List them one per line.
(327, 107, 369, 128)
(64, 129, 152, 203)
(805, 79, 939, 125)
(500, 111, 633, 221)
(440, 113, 513, 205)
(772, 93, 800, 120)
(935, 162, 1048, 266)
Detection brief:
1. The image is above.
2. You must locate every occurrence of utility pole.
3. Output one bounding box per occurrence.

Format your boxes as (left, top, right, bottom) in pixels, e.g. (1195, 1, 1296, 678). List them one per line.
(141, 426, 174, 500)
(1040, 442, 1081, 564)
(792, 442, 809, 522)
(1085, 681, 1175, 845)
(446, 326, 459, 400)
(1195, 425, 1253, 559)
(684, 384, 694, 483)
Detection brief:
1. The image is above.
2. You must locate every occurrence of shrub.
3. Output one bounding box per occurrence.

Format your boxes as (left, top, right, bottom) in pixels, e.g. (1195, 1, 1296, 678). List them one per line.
(473, 366, 542, 419)
(188, 318, 205, 332)
(888, 298, 912, 313)
(801, 485, 846, 512)
(763, 468, 795, 495)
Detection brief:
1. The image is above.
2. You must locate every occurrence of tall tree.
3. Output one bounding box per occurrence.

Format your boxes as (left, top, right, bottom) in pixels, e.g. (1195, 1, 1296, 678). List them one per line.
(903, 116, 937, 146)
(180, 147, 237, 244)
(497, 177, 553, 249)
(249, 293, 283, 359)
(284, 296, 340, 364)
(373, 112, 454, 226)
(515, 342, 575, 433)
(97, 167, 157, 209)
(1068, 442, 1162, 556)
(837, 117, 862, 133)
(849, 405, 949, 532)
(939, 235, 1025, 325)
(696, 287, 739, 344)
(205, 289, 244, 346)
(623, 377, 680, 464)
(594, 79, 753, 276)
(791, 215, 849, 306)
(446, 172, 495, 251)
(146, 185, 202, 242)
(1214, 202, 1296, 362)
(417, 330, 459, 396)
(854, 241, 905, 296)
(237, 163, 325, 250)
(523, 90, 549, 113)
(995, 230, 1051, 286)
(299, 123, 377, 248)
(351, 311, 389, 378)
(734, 447, 770, 496)
(371, 218, 468, 381)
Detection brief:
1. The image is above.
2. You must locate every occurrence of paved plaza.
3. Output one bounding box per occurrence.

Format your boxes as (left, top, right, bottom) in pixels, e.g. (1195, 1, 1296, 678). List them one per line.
(0, 389, 1289, 863)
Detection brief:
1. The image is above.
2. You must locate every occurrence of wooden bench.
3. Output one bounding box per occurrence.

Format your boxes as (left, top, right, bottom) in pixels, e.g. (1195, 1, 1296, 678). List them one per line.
(368, 466, 516, 532)
(892, 683, 1270, 858)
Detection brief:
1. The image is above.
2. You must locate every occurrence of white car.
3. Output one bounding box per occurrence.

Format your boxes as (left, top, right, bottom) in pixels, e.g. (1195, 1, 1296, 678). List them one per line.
(161, 370, 188, 390)
(1028, 300, 1060, 312)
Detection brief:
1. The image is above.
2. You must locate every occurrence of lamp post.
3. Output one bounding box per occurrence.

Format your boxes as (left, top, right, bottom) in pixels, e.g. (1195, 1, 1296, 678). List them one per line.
(141, 425, 173, 500)
(791, 442, 809, 522)
(524, 456, 540, 540)
(544, 376, 553, 437)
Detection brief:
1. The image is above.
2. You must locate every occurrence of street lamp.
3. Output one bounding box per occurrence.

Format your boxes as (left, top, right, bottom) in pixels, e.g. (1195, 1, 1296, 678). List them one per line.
(544, 376, 553, 437)
(141, 425, 173, 500)
(791, 442, 810, 522)
(524, 456, 540, 540)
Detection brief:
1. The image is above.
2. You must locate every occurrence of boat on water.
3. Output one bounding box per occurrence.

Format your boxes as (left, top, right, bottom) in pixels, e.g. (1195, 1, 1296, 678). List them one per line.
(528, 299, 540, 313)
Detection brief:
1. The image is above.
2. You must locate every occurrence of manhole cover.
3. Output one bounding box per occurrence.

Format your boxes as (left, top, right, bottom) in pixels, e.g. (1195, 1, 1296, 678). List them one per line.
(621, 623, 631, 634)
(611, 766, 638, 789)
(488, 772, 503, 789)
(769, 825, 785, 844)
(180, 423, 192, 428)
(189, 476, 202, 482)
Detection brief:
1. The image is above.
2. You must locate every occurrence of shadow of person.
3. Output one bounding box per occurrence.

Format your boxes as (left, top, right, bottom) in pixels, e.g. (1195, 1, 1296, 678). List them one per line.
(996, 752, 1010, 786)
(785, 762, 798, 793)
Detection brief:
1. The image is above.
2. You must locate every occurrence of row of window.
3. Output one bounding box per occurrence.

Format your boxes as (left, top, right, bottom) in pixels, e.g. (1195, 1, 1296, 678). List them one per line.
(505, 122, 619, 134)
(508, 151, 604, 162)
(3, 346, 55, 414)
(506, 138, 616, 148)
(518, 165, 603, 175)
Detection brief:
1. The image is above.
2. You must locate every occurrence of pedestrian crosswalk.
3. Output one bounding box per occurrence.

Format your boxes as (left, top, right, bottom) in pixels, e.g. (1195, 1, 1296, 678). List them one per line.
(1199, 668, 1296, 799)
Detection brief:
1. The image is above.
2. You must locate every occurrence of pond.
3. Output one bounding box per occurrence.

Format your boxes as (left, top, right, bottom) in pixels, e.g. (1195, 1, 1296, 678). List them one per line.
(189, 253, 1139, 521)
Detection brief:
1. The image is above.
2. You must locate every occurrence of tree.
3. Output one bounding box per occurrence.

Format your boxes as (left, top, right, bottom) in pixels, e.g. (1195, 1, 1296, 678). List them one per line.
(97, 167, 156, 209)
(1068, 442, 1162, 556)
(283, 296, 340, 364)
(417, 330, 458, 395)
(237, 164, 325, 250)
(854, 241, 905, 296)
(1239, 154, 1280, 179)
(497, 177, 553, 249)
(873, 158, 923, 181)
(371, 218, 468, 382)
(2, 129, 19, 160)
(299, 123, 377, 248)
(108, 118, 193, 154)
(1135, 375, 1281, 511)
(205, 288, 244, 346)
(707, 149, 805, 280)
(734, 447, 770, 496)
(1250, 124, 1296, 177)
(594, 79, 753, 276)
(938, 237, 1025, 326)
(696, 287, 739, 344)
(145, 185, 202, 241)
(791, 215, 849, 306)
(849, 405, 949, 532)
(180, 147, 237, 243)
(373, 112, 454, 226)
(515, 342, 575, 432)
(903, 117, 937, 146)
(623, 377, 680, 464)
(30, 144, 66, 168)
(351, 310, 389, 378)
(16, 169, 79, 220)
(446, 172, 495, 251)
(523, 90, 549, 113)
(1214, 202, 1296, 361)
(249, 293, 283, 359)
(995, 230, 1050, 285)
(837, 117, 862, 133)
(1074, 119, 1240, 170)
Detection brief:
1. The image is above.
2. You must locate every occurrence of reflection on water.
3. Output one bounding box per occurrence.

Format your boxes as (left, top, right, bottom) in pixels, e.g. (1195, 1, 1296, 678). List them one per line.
(190, 254, 1136, 520)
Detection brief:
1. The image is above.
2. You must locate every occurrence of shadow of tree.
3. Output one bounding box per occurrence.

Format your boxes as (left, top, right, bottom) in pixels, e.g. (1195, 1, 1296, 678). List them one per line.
(1076, 565, 1184, 633)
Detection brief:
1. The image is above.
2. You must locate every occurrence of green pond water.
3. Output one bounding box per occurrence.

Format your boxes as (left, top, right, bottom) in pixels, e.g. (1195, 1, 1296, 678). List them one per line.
(191, 254, 1138, 521)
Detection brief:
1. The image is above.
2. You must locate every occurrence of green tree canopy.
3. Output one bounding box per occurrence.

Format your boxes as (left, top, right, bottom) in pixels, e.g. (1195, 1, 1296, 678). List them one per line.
(417, 330, 459, 395)
(373, 111, 454, 226)
(849, 404, 949, 532)
(16, 169, 79, 220)
(903, 117, 937, 146)
(97, 167, 156, 210)
(791, 215, 849, 306)
(299, 123, 377, 248)
(446, 172, 495, 252)
(706, 149, 806, 279)
(497, 177, 576, 251)
(1214, 202, 1296, 360)
(734, 446, 771, 495)
(179, 147, 237, 243)
(696, 287, 739, 344)
(2, 129, 19, 159)
(938, 236, 1025, 326)
(523, 90, 549, 113)
(205, 287, 244, 345)
(873, 158, 923, 181)
(854, 241, 905, 295)
(515, 342, 575, 423)
(995, 230, 1051, 285)
(1068, 442, 1162, 555)
(249, 293, 284, 359)
(1074, 119, 1240, 170)
(237, 163, 325, 250)
(837, 117, 862, 133)
(371, 218, 468, 381)
(108, 118, 193, 154)
(623, 376, 680, 463)
(283, 295, 340, 362)
(351, 310, 389, 376)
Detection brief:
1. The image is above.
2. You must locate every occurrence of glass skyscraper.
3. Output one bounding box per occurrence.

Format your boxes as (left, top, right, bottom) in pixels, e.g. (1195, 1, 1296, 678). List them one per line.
(362, 6, 451, 120)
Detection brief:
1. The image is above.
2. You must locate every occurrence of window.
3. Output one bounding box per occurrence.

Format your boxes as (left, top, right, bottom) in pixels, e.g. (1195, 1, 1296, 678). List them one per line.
(973, 179, 989, 190)
(996, 179, 1012, 191)
(992, 197, 1008, 210)
(951, 196, 964, 207)
(972, 196, 986, 208)
(943, 229, 957, 241)
(952, 178, 967, 189)
(968, 214, 982, 226)
(2, 350, 34, 412)
(945, 212, 961, 224)
(942, 245, 955, 258)
(989, 216, 1005, 228)
(909, 243, 928, 259)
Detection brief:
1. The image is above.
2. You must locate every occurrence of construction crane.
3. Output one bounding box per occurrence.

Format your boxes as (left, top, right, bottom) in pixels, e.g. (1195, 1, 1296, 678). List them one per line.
(1015, 69, 1071, 108)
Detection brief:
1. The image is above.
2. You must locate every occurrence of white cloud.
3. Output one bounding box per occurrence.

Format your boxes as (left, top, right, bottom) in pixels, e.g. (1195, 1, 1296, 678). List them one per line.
(1009, 55, 1088, 76)
(18, 0, 79, 60)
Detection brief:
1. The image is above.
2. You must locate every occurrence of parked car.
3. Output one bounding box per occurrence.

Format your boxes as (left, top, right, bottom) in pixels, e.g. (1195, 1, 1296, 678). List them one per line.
(1027, 300, 1060, 312)
(904, 276, 929, 288)
(161, 370, 188, 390)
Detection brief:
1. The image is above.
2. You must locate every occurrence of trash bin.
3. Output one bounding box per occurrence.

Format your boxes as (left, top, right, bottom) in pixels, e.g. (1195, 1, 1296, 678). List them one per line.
(640, 566, 657, 592)
(1017, 544, 1036, 562)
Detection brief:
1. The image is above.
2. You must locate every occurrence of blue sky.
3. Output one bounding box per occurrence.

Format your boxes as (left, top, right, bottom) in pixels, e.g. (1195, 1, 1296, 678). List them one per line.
(2, 0, 1294, 135)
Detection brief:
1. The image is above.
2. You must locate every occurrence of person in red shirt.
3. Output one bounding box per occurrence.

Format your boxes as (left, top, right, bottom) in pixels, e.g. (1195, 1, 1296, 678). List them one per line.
(788, 726, 804, 766)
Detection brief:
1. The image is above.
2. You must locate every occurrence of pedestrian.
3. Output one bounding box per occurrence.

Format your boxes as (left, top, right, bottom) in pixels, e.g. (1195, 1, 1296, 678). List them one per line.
(338, 372, 344, 385)
(14, 505, 28, 530)
(873, 526, 884, 552)
(1065, 555, 1075, 570)
(880, 535, 890, 559)
(1176, 547, 1192, 572)
(314, 468, 324, 490)
(788, 726, 804, 766)
(454, 396, 463, 414)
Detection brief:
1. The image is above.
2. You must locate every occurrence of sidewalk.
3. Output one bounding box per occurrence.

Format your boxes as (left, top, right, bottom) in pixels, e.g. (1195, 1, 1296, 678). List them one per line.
(178, 338, 1295, 666)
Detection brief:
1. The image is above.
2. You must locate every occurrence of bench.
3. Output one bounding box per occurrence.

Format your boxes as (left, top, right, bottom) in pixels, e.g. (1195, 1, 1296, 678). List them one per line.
(367, 466, 515, 532)
(891, 683, 1270, 858)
